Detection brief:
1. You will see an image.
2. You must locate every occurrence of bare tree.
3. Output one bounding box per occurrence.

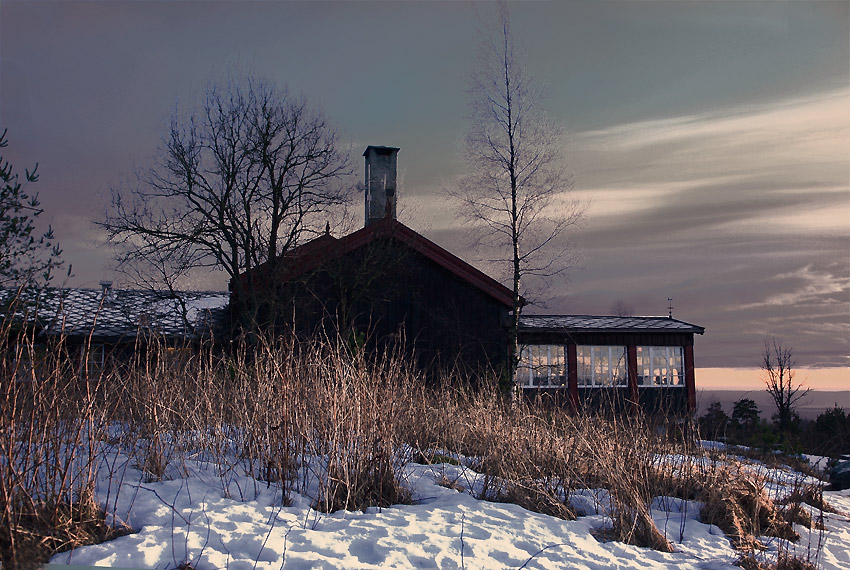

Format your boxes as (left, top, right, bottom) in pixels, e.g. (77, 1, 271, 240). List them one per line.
(609, 300, 635, 317)
(101, 75, 351, 324)
(761, 338, 808, 436)
(449, 2, 582, 380)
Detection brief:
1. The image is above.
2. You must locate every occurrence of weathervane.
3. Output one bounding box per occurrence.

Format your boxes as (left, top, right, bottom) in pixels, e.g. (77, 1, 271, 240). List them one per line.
(667, 297, 674, 319)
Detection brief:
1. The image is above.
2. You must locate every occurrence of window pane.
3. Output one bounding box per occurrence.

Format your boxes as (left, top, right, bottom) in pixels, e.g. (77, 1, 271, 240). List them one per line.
(612, 347, 627, 386)
(653, 350, 667, 385)
(636, 346, 646, 385)
(577, 346, 627, 388)
(670, 347, 684, 385)
(637, 346, 685, 387)
(517, 345, 568, 388)
(594, 347, 606, 386)
(529, 346, 539, 384)
(517, 346, 533, 387)
(550, 345, 566, 387)
(554, 345, 566, 387)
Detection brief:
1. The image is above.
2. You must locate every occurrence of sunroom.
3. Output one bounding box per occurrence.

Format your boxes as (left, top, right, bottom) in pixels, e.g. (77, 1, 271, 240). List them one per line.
(516, 315, 705, 415)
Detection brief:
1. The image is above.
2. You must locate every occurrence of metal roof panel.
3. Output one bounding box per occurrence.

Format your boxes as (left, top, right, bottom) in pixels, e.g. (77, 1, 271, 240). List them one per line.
(518, 314, 704, 334)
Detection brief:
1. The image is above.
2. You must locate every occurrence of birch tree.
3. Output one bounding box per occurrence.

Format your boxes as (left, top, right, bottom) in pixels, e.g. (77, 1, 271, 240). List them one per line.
(451, 3, 581, 382)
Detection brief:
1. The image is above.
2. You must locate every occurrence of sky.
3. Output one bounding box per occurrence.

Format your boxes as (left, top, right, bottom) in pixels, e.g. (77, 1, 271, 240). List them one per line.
(1, 1, 848, 390)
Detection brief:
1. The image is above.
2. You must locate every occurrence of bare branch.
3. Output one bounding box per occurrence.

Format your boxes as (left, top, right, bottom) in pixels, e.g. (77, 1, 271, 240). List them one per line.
(99, 73, 353, 314)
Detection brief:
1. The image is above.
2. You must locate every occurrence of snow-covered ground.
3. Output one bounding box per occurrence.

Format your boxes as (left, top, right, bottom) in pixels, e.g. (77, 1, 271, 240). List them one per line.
(49, 450, 850, 570)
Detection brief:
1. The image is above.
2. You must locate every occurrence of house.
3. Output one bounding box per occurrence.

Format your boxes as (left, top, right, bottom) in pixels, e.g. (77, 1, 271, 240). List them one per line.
(230, 146, 515, 376)
(2, 144, 704, 414)
(232, 145, 705, 413)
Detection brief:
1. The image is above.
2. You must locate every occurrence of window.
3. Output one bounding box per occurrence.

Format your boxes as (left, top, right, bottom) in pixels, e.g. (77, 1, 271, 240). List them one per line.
(577, 346, 627, 387)
(81, 344, 105, 380)
(517, 345, 566, 388)
(636, 346, 684, 386)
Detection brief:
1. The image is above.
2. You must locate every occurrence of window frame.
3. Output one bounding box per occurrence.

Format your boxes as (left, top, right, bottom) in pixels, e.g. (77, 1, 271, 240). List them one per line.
(517, 344, 567, 388)
(636, 346, 685, 387)
(576, 345, 628, 388)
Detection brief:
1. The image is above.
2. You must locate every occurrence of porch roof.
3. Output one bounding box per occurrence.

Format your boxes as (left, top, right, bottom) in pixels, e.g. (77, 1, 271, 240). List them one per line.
(518, 314, 705, 335)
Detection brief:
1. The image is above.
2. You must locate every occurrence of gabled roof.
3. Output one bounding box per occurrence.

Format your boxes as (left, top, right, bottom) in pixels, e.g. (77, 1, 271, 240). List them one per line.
(236, 216, 517, 308)
(519, 314, 705, 335)
(0, 287, 229, 341)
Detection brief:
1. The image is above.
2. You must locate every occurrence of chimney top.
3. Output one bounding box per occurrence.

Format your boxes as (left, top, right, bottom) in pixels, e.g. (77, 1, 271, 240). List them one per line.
(363, 145, 400, 157)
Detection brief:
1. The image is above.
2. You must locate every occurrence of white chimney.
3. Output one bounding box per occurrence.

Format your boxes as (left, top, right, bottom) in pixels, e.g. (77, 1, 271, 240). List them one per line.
(363, 145, 400, 227)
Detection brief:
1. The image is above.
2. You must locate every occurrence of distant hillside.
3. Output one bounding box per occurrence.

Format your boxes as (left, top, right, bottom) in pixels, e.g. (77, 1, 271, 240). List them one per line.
(696, 390, 850, 420)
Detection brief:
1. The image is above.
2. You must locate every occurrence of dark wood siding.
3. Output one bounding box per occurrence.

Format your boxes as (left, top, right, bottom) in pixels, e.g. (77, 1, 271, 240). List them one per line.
(638, 387, 690, 415)
(278, 237, 510, 377)
(522, 385, 691, 417)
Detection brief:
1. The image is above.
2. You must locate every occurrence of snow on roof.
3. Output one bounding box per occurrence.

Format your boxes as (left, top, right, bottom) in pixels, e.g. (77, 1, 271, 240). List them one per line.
(1, 287, 230, 341)
(519, 314, 705, 334)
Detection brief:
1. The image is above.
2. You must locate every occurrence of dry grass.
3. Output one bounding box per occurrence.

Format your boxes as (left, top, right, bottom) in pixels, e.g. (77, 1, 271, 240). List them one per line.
(1, 302, 127, 569)
(780, 483, 839, 515)
(0, 311, 423, 566)
(737, 553, 819, 570)
(0, 306, 834, 566)
(0, 486, 131, 570)
(697, 461, 803, 553)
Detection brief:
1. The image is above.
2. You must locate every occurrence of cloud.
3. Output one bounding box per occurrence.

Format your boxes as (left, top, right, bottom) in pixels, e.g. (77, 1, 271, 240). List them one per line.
(569, 90, 849, 221)
(530, 90, 850, 370)
(566, 89, 848, 258)
(574, 89, 847, 172)
(737, 264, 850, 310)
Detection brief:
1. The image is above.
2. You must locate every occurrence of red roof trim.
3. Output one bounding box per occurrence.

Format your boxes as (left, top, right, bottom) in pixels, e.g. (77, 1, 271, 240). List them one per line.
(236, 218, 516, 308)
